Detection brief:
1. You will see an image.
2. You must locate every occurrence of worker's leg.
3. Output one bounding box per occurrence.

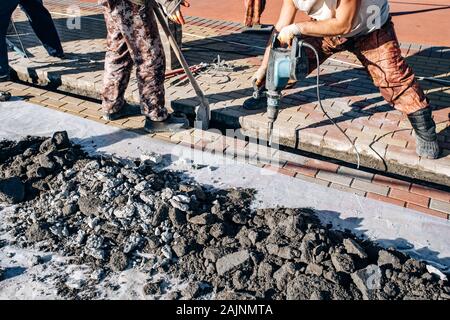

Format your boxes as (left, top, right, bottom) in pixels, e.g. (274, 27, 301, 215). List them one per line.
(352, 20, 428, 114)
(0, 0, 20, 81)
(352, 19, 440, 158)
(19, 0, 64, 57)
(108, 1, 168, 121)
(100, 0, 133, 115)
(301, 35, 348, 75)
(244, 0, 267, 26)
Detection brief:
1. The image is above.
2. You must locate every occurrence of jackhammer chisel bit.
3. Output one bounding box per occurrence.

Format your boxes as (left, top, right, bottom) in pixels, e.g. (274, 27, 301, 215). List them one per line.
(265, 35, 308, 146)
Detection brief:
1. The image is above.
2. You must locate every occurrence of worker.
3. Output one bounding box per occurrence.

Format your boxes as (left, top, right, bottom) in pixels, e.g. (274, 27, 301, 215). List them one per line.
(0, 0, 64, 83)
(250, 0, 440, 159)
(244, 0, 272, 33)
(100, 0, 190, 133)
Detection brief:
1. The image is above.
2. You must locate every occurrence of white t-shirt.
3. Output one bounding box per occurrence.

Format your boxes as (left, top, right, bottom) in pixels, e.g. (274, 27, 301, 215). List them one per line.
(293, 0, 390, 37)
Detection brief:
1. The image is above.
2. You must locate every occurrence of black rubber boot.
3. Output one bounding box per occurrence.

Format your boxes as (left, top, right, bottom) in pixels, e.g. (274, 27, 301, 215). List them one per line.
(102, 104, 136, 121)
(144, 112, 189, 134)
(103, 109, 128, 121)
(0, 91, 11, 102)
(50, 52, 66, 59)
(407, 108, 440, 159)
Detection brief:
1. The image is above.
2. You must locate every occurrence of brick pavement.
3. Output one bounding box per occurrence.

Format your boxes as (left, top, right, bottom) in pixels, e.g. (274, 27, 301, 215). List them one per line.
(2, 81, 450, 220)
(81, 0, 450, 46)
(4, 0, 450, 187)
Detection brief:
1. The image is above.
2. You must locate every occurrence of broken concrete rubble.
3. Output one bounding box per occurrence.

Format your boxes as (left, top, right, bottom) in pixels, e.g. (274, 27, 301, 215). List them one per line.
(0, 133, 449, 300)
(343, 238, 368, 259)
(351, 265, 383, 300)
(216, 250, 251, 276)
(0, 177, 25, 204)
(378, 250, 402, 270)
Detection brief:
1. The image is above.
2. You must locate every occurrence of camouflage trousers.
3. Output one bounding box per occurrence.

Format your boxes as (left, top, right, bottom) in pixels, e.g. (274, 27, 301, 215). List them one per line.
(101, 0, 168, 121)
(302, 18, 429, 115)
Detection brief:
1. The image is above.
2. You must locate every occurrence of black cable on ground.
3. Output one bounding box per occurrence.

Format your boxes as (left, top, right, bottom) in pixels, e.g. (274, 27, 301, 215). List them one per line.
(302, 42, 362, 169)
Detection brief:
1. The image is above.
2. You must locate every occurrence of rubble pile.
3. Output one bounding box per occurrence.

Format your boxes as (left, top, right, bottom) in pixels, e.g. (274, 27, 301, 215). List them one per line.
(1, 133, 449, 300)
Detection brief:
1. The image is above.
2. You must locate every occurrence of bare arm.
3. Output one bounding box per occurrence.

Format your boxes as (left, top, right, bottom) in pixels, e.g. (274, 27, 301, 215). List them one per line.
(260, 0, 297, 72)
(297, 0, 360, 37)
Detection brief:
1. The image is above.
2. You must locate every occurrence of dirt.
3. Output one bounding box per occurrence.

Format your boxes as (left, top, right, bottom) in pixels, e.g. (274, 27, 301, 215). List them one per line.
(1, 132, 449, 300)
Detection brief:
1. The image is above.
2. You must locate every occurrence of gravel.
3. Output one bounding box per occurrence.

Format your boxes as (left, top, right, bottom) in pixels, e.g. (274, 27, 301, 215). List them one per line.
(0, 132, 449, 300)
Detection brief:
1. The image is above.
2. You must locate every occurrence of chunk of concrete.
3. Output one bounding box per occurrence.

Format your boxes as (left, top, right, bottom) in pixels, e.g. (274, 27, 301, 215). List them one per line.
(351, 265, 383, 300)
(216, 250, 250, 275)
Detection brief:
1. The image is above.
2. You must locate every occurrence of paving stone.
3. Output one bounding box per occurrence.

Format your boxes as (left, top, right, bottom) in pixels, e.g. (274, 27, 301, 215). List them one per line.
(385, 145, 420, 167)
(43, 99, 66, 109)
(406, 203, 449, 220)
(284, 162, 318, 177)
(60, 96, 86, 106)
(410, 184, 450, 203)
(429, 199, 450, 214)
(337, 166, 374, 182)
(316, 170, 353, 186)
(329, 183, 366, 196)
(274, 150, 309, 166)
(122, 120, 145, 129)
(372, 175, 411, 191)
(81, 108, 102, 119)
(263, 165, 296, 177)
(43, 91, 66, 101)
(351, 179, 389, 196)
(79, 101, 102, 111)
(61, 103, 87, 114)
(22, 87, 48, 96)
(304, 159, 339, 173)
(367, 193, 406, 207)
(28, 96, 49, 104)
(295, 174, 330, 187)
(389, 189, 430, 208)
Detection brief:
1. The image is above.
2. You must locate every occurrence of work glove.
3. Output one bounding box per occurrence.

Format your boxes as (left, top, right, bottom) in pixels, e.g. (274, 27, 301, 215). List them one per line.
(156, 0, 190, 25)
(252, 66, 267, 88)
(278, 23, 302, 46)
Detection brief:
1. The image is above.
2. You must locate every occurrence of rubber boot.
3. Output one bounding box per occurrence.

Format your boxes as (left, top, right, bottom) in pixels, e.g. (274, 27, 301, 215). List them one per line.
(242, 24, 274, 34)
(103, 109, 128, 121)
(0, 91, 11, 102)
(102, 103, 136, 121)
(407, 108, 440, 159)
(144, 112, 189, 134)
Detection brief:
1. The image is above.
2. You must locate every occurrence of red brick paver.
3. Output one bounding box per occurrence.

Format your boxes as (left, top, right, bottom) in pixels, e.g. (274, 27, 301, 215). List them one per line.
(389, 188, 430, 208)
(367, 193, 407, 207)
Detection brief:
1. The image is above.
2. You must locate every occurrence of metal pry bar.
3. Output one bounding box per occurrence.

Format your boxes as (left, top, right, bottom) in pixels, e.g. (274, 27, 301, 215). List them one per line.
(152, 1, 211, 130)
(7, 18, 30, 59)
(6, 38, 27, 58)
